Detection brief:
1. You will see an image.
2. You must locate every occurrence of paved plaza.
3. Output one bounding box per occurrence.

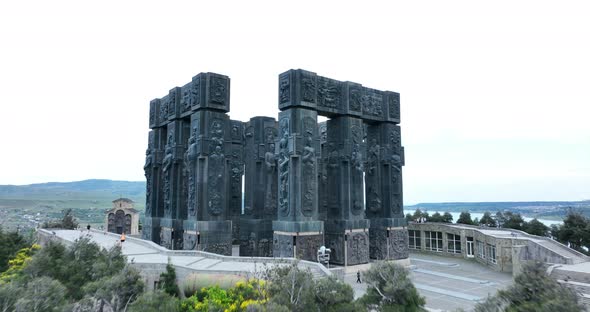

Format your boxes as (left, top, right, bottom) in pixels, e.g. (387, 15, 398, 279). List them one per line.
(48, 229, 512, 311)
(345, 252, 513, 311)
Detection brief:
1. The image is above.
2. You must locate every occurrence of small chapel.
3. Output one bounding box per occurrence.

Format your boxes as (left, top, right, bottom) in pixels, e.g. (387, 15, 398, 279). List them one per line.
(106, 198, 140, 235)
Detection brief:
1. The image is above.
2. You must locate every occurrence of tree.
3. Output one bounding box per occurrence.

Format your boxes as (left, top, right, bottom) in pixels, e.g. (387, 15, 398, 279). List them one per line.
(524, 218, 549, 237)
(0, 244, 40, 283)
(495, 211, 506, 227)
(429, 212, 443, 223)
(81, 266, 145, 312)
(160, 263, 180, 297)
(405, 213, 413, 223)
(0, 227, 29, 273)
(502, 212, 526, 231)
(479, 212, 496, 227)
(0, 281, 21, 312)
(24, 237, 127, 300)
(411, 209, 429, 222)
(14, 277, 66, 312)
(441, 212, 453, 223)
(42, 208, 78, 230)
(475, 262, 583, 312)
(264, 263, 316, 312)
(360, 261, 426, 311)
(456, 212, 475, 225)
(129, 290, 179, 312)
(551, 211, 590, 254)
(313, 276, 361, 312)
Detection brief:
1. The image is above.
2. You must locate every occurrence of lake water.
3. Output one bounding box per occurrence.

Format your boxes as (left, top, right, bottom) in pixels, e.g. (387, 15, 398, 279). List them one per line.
(413, 211, 563, 227)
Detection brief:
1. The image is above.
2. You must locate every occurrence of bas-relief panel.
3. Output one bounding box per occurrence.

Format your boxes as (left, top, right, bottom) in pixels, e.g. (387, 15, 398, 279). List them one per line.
(348, 232, 369, 265)
(278, 118, 290, 218)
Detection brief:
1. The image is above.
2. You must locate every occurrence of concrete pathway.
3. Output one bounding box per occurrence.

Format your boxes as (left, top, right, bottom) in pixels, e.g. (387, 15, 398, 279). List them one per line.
(44, 229, 513, 311)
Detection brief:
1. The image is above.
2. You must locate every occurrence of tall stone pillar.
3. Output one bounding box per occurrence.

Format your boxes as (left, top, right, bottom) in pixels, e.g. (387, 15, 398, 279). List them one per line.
(324, 116, 370, 265)
(365, 91, 407, 260)
(318, 121, 328, 222)
(240, 117, 277, 257)
(181, 73, 234, 255)
(142, 127, 165, 243)
(160, 115, 190, 250)
(228, 120, 244, 245)
(273, 69, 324, 261)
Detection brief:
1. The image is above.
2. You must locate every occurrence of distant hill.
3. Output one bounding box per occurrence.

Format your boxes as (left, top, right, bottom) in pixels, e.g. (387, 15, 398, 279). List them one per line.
(405, 200, 590, 219)
(0, 179, 146, 199)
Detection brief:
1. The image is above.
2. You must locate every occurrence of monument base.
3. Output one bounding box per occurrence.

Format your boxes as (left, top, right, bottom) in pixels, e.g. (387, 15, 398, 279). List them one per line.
(231, 216, 240, 245)
(160, 218, 184, 250)
(142, 217, 161, 244)
(273, 232, 324, 261)
(369, 224, 409, 260)
(325, 219, 370, 265)
(239, 219, 273, 257)
(183, 220, 232, 256)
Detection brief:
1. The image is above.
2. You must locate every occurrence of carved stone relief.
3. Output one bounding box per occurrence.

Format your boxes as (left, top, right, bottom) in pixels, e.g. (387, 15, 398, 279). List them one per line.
(348, 232, 369, 264)
(264, 127, 277, 215)
(279, 73, 290, 104)
(210, 77, 227, 105)
(362, 91, 383, 117)
(349, 87, 362, 112)
(159, 98, 169, 123)
(295, 235, 323, 261)
(389, 93, 400, 119)
(207, 119, 224, 216)
(301, 73, 316, 103)
(144, 149, 154, 216)
(389, 229, 409, 260)
(317, 77, 341, 109)
(278, 118, 290, 217)
(301, 117, 316, 217)
(162, 133, 174, 216)
(274, 234, 293, 257)
(183, 233, 197, 250)
(185, 129, 198, 216)
(369, 230, 387, 260)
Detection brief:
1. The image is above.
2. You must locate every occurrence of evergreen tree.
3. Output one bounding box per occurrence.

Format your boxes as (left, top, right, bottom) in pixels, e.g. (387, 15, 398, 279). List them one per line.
(479, 212, 497, 227)
(457, 211, 475, 225)
(429, 212, 443, 222)
(442, 212, 454, 223)
(0, 227, 29, 273)
(160, 263, 180, 297)
(551, 211, 590, 254)
(360, 261, 426, 311)
(475, 262, 583, 312)
(502, 212, 525, 231)
(524, 218, 549, 237)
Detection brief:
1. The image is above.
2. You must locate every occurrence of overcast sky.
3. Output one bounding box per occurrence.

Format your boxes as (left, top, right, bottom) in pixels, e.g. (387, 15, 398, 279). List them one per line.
(0, 0, 588, 204)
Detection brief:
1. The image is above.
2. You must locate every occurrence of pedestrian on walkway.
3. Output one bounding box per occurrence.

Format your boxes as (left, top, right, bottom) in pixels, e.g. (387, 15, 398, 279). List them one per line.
(356, 270, 362, 283)
(120, 232, 126, 244)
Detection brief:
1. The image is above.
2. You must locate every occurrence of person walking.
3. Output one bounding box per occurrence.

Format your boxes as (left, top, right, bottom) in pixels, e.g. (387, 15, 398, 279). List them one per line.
(120, 232, 126, 244)
(356, 270, 362, 283)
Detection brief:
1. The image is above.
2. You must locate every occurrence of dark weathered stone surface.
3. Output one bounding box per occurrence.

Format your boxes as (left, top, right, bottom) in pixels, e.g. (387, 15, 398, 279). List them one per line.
(369, 227, 409, 260)
(145, 69, 406, 262)
(239, 219, 273, 257)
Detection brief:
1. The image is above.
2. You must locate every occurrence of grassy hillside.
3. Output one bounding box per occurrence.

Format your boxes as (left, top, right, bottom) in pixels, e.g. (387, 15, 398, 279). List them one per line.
(0, 179, 146, 231)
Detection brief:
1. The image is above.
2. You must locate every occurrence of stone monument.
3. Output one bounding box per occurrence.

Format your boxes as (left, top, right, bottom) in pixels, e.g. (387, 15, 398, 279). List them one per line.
(143, 69, 407, 262)
(239, 117, 278, 257)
